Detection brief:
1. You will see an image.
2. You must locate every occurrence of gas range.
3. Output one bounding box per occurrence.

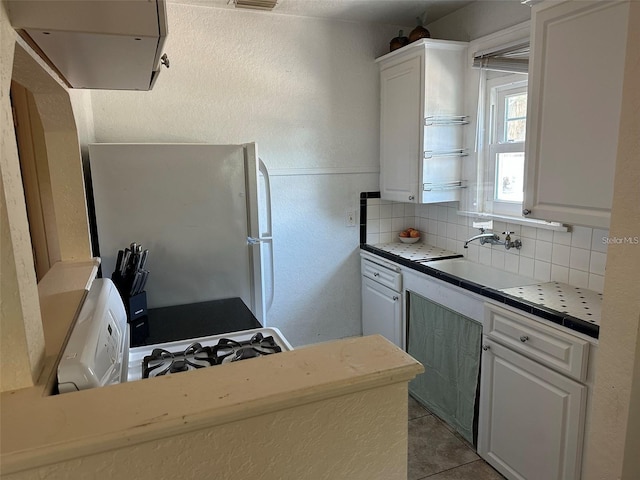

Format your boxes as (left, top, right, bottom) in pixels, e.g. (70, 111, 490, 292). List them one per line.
(128, 328, 291, 381)
(58, 279, 292, 393)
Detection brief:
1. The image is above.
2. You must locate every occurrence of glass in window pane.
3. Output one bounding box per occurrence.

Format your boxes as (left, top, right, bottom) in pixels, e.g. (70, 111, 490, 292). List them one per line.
(507, 93, 527, 118)
(504, 93, 527, 142)
(506, 119, 526, 142)
(495, 152, 524, 202)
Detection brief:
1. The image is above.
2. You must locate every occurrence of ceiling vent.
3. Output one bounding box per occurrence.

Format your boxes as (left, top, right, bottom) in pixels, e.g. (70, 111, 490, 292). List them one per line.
(234, 0, 278, 10)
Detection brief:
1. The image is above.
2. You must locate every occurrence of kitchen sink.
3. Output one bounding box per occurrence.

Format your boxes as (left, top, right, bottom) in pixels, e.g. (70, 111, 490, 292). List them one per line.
(423, 258, 538, 290)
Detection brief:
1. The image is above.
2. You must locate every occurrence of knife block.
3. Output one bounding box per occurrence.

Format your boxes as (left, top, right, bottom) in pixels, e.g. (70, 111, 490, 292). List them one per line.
(111, 271, 148, 322)
(126, 291, 148, 322)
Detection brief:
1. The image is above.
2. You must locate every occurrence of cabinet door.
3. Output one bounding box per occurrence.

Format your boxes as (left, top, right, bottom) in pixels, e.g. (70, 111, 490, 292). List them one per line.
(379, 55, 422, 203)
(361, 276, 402, 348)
(524, 0, 630, 228)
(421, 45, 467, 204)
(478, 337, 586, 480)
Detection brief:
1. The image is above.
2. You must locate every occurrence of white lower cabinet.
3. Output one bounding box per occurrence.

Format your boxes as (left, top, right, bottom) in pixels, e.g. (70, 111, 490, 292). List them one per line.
(478, 336, 587, 480)
(361, 276, 402, 348)
(360, 252, 593, 479)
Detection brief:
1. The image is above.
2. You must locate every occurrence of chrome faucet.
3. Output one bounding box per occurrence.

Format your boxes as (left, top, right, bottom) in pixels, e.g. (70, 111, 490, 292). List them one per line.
(464, 229, 523, 250)
(502, 232, 523, 250)
(464, 228, 501, 248)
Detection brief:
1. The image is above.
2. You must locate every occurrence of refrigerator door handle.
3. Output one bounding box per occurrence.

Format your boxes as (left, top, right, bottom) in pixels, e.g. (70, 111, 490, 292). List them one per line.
(258, 158, 273, 238)
(258, 157, 275, 317)
(262, 237, 274, 315)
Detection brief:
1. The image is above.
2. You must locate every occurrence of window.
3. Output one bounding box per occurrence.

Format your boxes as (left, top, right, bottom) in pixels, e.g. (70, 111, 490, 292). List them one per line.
(484, 75, 528, 216)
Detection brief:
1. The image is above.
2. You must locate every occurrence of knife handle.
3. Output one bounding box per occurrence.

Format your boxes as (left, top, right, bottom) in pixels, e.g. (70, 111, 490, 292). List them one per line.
(129, 271, 142, 296)
(114, 250, 124, 275)
(138, 270, 149, 293)
(140, 249, 148, 270)
(121, 250, 131, 276)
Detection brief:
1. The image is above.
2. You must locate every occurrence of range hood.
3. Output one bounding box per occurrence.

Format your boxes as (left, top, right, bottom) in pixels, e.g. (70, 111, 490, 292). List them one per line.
(7, 0, 169, 91)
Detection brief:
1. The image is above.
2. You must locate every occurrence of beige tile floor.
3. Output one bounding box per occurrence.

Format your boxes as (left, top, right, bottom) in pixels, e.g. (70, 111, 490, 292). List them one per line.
(408, 395, 506, 480)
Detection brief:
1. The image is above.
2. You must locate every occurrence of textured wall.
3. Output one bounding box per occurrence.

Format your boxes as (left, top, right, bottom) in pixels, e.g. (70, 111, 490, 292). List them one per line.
(29, 95, 92, 261)
(2, 4, 96, 391)
(268, 173, 377, 345)
(90, 4, 400, 168)
(4, 383, 409, 480)
(89, 3, 404, 346)
(0, 2, 45, 391)
(425, 0, 531, 42)
(583, 3, 640, 478)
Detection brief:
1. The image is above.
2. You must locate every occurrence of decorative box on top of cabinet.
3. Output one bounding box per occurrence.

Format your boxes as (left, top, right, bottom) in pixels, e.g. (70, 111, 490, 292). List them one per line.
(523, 0, 631, 228)
(376, 39, 469, 204)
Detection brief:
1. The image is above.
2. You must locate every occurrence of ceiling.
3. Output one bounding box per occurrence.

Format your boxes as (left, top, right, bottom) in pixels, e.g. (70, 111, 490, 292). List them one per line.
(168, 0, 476, 27)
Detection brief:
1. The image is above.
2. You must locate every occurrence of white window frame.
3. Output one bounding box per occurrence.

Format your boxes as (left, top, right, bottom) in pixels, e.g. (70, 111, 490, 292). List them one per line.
(483, 74, 528, 217)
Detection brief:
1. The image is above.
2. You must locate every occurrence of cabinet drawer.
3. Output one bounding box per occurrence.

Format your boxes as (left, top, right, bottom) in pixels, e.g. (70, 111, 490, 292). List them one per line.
(484, 304, 589, 381)
(361, 259, 402, 292)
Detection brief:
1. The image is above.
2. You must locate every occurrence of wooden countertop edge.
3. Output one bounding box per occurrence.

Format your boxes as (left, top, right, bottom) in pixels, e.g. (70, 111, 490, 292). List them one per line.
(1, 335, 423, 475)
(32, 258, 100, 395)
(38, 258, 100, 357)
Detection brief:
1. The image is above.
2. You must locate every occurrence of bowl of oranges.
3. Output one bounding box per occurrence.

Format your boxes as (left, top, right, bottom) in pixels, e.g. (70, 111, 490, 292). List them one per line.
(399, 228, 420, 243)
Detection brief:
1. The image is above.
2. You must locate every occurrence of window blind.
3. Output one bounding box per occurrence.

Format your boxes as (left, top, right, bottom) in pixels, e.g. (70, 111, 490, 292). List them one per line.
(472, 39, 530, 74)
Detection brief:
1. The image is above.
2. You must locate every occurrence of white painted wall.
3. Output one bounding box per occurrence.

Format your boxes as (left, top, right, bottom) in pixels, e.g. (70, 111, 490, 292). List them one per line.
(583, 3, 640, 478)
(425, 0, 531, 41)
(69, 89, 95, 158)
(88, 3, 404, 346)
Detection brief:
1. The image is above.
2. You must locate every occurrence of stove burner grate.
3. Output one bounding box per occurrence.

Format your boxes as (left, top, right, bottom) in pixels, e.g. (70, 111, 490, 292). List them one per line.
(213, 332, 282, 364)
(143, 342, 216, 378)
(142, 333, 283, 378)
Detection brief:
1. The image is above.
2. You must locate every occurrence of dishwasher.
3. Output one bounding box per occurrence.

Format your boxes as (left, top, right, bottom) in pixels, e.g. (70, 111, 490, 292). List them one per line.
(361, 255, 403, 348)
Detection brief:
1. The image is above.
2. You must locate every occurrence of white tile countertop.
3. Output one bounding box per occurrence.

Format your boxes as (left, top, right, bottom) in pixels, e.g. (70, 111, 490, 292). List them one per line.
(361, 242, 600, 338)
(500, 282, 602, 327)
(373, 242, 461, 262)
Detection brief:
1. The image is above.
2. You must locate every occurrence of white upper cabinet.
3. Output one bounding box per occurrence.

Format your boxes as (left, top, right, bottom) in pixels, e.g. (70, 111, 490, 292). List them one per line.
(523, 0, 630, 228)
(7, 0, 168, 91)
(376, 39, 469, 204)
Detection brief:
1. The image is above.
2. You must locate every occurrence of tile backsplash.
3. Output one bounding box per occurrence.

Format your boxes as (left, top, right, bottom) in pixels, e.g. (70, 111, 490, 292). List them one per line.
(363, 196, 608, 293)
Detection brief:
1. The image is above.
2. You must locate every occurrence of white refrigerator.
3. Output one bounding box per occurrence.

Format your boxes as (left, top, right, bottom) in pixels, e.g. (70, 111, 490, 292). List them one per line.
(88, 143, 274, 325)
